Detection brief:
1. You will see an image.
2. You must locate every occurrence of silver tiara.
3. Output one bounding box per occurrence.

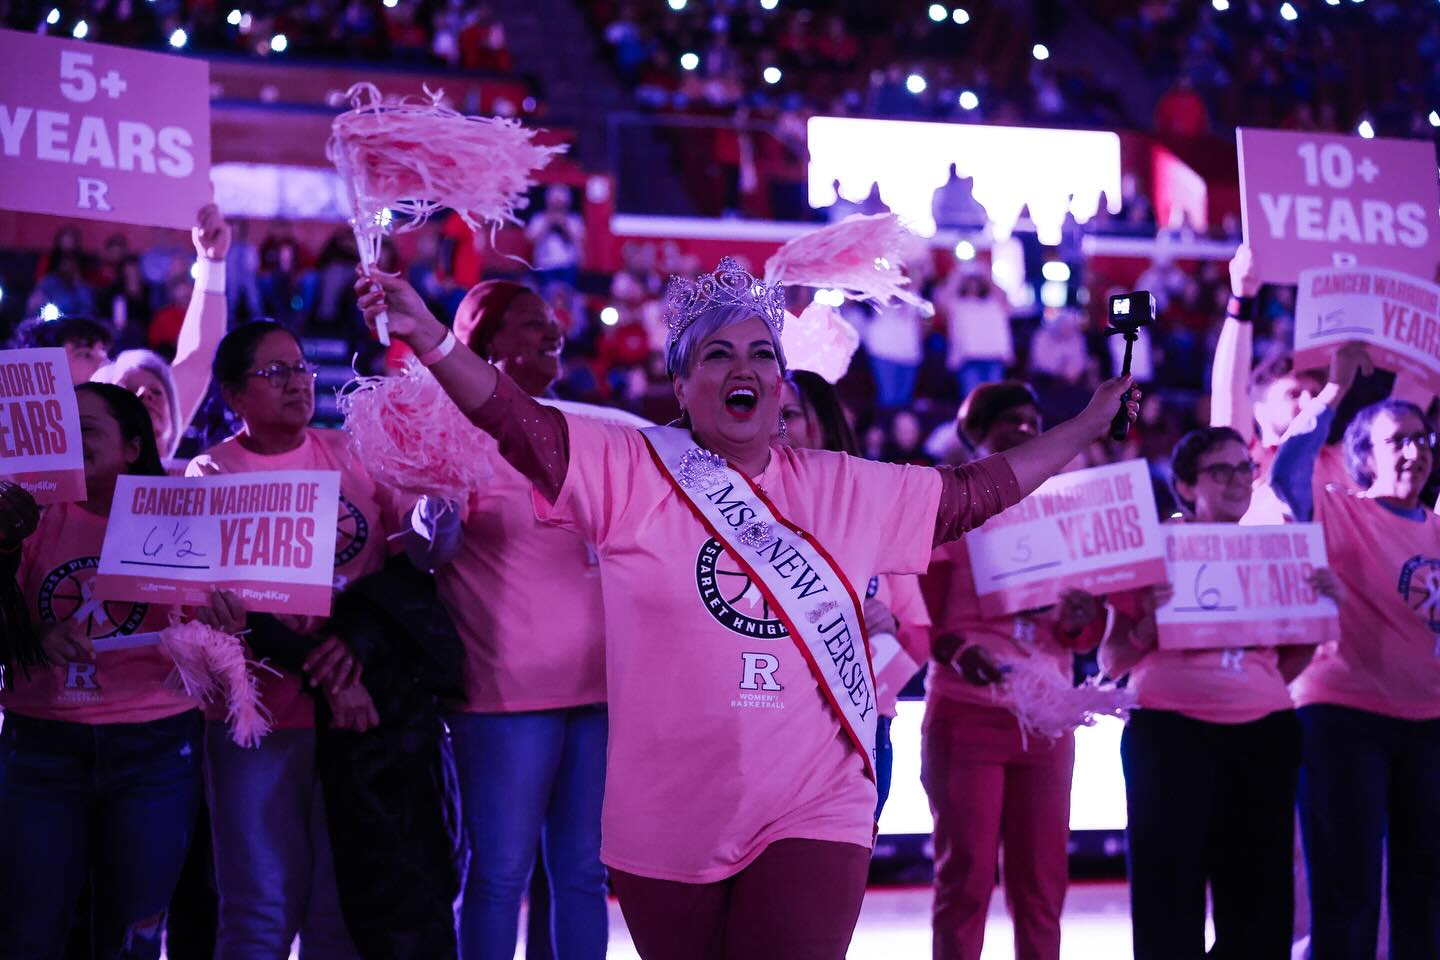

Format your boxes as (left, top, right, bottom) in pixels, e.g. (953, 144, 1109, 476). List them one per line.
(664, 257, 786, 346)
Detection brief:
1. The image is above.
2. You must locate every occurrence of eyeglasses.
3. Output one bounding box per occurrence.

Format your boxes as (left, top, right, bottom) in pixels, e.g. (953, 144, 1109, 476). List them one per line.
(1196, 460, 1258, 485)
(1383, 433, 1440, 452)
(247, 361, 318, 389)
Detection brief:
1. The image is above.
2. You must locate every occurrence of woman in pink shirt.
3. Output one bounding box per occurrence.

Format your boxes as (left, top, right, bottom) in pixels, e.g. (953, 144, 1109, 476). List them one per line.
(0, 384, 225, 959)
(191, 321, 460, 959)
(356, 259, 1135, 959)
(919, 381, 1106, 960)
(1101, 424, 1337, 960)
(437, 280, 611, 960)
(1269, 344, 1440, 960)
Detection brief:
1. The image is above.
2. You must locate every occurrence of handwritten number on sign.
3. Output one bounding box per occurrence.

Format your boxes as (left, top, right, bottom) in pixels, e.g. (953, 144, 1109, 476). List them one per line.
(1011, 536, 1033, 565)
(1194, 563, 1223, 610)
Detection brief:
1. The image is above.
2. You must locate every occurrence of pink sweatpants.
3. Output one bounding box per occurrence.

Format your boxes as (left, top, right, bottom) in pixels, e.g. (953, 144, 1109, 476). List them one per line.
(609, 838, 871, 960)
(922, 698, 1075, 960)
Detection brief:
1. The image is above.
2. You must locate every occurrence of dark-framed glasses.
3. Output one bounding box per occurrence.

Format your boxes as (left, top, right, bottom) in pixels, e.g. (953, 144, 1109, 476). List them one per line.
(1384, 433, 1440, 452)
(1197, 460, 1259, 485)
(247, 360, 318, 389)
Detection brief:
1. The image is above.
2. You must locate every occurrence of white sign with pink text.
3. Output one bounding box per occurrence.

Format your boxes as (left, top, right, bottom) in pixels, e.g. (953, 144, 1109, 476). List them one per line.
(1238, 127, 1440, 284)
(94, 471, 340, 615)
(966, 459, 1166, 616)
(0, 29, 211, 229)
(1294, 266, 1440, 397)
(1156, 523, 1337, 651)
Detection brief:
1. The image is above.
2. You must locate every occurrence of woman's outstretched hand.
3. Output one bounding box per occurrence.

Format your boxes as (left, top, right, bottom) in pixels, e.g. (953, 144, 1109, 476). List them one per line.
(354, 269, 445, 350)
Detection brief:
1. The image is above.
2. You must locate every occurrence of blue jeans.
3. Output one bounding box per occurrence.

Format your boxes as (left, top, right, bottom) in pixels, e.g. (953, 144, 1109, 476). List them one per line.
(875, 713, 894, 821)
(448, 706, 608, 960)
(206, 725, 357, 960)
(868, 357, 919, 409)
(1299, 704, 1440, 960)
(0, 709, 203, 960)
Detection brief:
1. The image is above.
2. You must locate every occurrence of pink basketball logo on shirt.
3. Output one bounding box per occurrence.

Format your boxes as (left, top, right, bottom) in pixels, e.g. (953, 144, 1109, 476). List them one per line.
(694, 537, 789, 639)
(1398, 555, 1440, 632)
(38, 556, 148, 639)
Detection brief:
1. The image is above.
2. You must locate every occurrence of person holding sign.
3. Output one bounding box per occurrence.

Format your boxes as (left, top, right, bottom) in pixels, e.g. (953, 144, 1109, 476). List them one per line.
(190, 321, 459, 960)
(93, 204, 232, 463)
(918, 381, 1108, 960)
(1099, 424, 1340, 960)
(355, 260, 1136, 959)
(1209, 244, 1352, 524)
(0, 383, 230, 959)
(1270, 343, 1440, 960)
(779, 368, 932, 819)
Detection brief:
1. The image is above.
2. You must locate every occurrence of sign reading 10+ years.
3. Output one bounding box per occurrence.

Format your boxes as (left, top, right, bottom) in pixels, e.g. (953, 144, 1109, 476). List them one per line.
(0, 29, 211, 230)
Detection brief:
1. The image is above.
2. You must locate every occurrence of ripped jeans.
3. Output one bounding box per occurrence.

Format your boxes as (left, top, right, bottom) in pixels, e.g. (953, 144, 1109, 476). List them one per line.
(0, 709, 203, 960)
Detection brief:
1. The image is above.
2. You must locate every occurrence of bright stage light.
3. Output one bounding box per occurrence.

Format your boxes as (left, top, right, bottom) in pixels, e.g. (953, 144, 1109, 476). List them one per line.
(958, 90, 979, 111)
(928, 4, 948, 21)
(1032, 43, 1050, 60)
(72, 19, 88, 38)
(271, 33, 288, 52)
(1357, 120, 1375, 139)
(954, 240, 976, 260)
(1280, 2, 1298, 20)
(952, 8, 970, 24)
(169, 28, 188, 48)
(763, 66, 781, 85)
(905, 74, 927, 94)
(679, 52, 699, 71)
(600, 307, 619, 326)
(40, 303, 61, 322)
(1041, 261, 1071, 282)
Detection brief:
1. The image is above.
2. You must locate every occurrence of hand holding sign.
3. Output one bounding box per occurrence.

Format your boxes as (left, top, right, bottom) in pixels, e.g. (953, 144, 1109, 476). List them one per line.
(192, 203, 231, 262)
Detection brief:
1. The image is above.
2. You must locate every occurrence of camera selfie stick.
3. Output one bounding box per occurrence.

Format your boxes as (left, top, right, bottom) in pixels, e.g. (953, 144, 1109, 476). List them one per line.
(1106, 291, 1155, 443)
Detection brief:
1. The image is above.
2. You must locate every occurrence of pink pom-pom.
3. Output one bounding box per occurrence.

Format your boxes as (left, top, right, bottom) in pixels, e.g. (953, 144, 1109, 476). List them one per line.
(338, 358, 495, 502)
(764, 214, 929, 310)
(161, 620, 273, 748)
(327, 83, 564, 246)
(993, 657, 1135, 750)
(780, 302, 861, 383)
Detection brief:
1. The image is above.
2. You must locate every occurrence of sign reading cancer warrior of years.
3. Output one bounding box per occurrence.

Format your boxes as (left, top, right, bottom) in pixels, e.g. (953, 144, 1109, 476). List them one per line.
(1155, 523, 1338, 651)
(0, 348, 84, 503)
(1237, 127, 1440, 285)
(966, 459, 1166, 617)
(0, 29, 210, 230)
(94, 471, 341, 616)
(1294, 266, 1440, 397)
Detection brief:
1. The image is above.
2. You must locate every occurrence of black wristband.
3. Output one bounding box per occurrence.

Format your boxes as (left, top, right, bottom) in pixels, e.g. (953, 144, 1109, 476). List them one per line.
(1226, 295, 1257, 323)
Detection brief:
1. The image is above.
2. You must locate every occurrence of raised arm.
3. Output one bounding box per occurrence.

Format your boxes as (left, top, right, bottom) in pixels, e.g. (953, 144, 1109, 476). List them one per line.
(1272, 343, 1371, 523)
(1210, 245, 1260, 441)
(356, 271, 570, 502)
(931, 376, 1137, 546)
(170, 205, 231, 451)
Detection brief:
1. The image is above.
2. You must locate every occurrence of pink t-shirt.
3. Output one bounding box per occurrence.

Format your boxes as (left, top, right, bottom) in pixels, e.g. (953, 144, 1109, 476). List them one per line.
(535, 415, 950, 883)
(1292, 487, 1440, 720)
(187, 428, 401, 728)
(1102, 588, 1294, 725)
(920, 540, 1097, 712)
(868, 573, 931, 718)
(440, 445, 606, 713)
(1, 502, 196, 725)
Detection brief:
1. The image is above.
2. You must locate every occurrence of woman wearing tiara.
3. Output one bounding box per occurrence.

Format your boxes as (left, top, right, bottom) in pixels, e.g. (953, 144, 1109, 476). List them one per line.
(355, 259, 1137, 959)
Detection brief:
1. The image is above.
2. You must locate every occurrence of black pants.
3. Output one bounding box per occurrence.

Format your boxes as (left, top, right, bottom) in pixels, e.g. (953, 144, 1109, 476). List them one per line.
(316, 716, 466, 960)
(1299, 704, 1440, 960)
(1121, 708, 1300, 960)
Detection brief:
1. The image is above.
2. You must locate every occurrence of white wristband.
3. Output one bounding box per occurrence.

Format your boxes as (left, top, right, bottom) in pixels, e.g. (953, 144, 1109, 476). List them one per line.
(198, 258, 226, 295)
(417, 330, 458, 366)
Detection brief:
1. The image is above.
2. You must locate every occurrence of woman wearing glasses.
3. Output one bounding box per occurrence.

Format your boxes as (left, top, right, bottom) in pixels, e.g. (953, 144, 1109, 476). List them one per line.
(1270, 344, 1440, 960)
(189, 321, 461, 959)
(1100, 421, 1339, 960)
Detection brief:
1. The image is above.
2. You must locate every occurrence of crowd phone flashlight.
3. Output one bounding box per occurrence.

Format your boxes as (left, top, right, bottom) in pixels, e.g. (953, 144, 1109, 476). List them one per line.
(1106, 291, 1155, 442)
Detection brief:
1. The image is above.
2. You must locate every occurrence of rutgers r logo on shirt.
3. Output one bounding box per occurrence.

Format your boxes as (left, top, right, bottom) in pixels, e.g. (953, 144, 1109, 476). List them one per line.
(37, 556, 149, 696)
(693, 538, 790, 709)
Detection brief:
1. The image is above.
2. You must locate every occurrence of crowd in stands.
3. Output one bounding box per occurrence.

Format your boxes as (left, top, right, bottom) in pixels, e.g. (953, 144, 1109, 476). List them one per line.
(6, 0, 511, 70)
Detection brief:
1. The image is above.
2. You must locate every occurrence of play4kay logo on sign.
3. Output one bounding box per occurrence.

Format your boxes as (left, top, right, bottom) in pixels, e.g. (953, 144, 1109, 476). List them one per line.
(1238, 127, 1440, 285)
